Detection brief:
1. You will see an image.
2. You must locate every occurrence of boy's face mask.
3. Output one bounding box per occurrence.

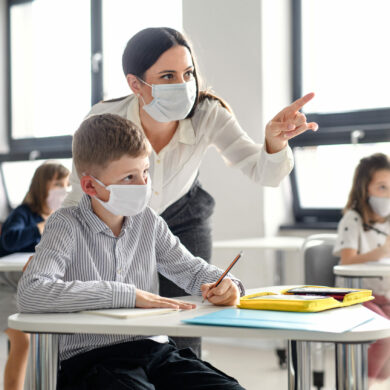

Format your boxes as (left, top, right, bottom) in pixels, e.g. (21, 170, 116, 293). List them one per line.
(92, 176, 151, 217)
(47, 187, 68, 212)
(138, 78, 197, 123)
(369, 196, 390, 218)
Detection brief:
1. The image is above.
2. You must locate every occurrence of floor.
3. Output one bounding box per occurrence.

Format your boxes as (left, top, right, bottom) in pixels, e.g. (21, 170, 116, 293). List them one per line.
(1, 334, 390, 390)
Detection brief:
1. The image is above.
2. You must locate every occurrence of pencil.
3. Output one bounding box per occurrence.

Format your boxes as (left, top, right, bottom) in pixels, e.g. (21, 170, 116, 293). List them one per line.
(202, 250, 243, 303)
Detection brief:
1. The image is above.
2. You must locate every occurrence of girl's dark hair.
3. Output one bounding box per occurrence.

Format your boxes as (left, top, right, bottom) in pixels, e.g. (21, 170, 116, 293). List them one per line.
(23, 161, 69, 215)
(122, 27, 231, 117)
(344, 153, 390, 228)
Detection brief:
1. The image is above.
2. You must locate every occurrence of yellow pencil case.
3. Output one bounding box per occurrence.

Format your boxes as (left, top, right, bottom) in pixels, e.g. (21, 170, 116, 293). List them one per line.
(237, 285, 374, 312)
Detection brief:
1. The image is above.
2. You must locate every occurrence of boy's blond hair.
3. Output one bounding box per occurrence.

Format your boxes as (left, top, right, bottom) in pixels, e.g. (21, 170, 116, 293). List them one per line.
(73, 114, 151, 177)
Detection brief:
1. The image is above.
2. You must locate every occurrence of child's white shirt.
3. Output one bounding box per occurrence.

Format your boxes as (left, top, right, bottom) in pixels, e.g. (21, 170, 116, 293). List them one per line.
(333, 209, 390, 297)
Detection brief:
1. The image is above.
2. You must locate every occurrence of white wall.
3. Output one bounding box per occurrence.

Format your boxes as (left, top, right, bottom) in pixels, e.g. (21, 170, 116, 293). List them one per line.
(261, 0, 294, 237)
(183, 0, 264, 242)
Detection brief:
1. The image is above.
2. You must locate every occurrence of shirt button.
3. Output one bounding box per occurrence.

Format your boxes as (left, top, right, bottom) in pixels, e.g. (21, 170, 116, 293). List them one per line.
(157, 159, 161, 164)
(154, 191, 159, 195)
(117, 269, 122, 274)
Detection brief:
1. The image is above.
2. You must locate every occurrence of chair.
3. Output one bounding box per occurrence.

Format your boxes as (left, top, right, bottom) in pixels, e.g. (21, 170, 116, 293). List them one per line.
(302, 233, 339, 287)
(301, 233, 339, 390)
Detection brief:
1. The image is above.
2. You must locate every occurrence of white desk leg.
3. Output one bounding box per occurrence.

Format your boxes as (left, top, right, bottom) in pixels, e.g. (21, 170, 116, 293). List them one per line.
(28, 333, 58, 390)
(287, 340, 311, 390)
(336, 342, 368, 390)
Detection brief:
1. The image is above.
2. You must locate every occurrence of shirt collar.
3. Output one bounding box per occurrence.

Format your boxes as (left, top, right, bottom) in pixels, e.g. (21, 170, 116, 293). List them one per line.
(79, 194, 133, 235)
(127, 95, 196, 145)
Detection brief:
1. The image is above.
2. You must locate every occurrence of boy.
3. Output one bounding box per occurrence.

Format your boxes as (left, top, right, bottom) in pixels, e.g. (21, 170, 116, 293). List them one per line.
(17, 114, 245, 390)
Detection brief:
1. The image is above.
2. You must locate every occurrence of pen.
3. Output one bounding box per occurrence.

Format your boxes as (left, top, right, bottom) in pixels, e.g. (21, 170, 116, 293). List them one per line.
(202, 250, 243, 303)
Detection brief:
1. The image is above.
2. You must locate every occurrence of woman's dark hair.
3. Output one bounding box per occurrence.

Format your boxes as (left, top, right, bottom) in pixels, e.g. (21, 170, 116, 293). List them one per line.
(344, 153, 390, 228)
(122, 27, 231, 117)
(23, 161, 69, 215)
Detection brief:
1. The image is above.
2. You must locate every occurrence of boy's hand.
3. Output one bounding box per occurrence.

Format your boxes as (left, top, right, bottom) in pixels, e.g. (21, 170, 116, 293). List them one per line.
(201, 278, 240, 306)
(135, 289, 196, 310)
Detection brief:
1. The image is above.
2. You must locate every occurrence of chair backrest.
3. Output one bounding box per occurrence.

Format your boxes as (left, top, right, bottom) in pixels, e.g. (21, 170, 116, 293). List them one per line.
(302, 233, 339, 287)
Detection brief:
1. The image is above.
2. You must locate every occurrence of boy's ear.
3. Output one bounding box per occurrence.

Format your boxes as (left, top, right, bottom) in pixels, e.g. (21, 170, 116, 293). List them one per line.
(126, 74, 142, 95)
(80, 176, 98, 197)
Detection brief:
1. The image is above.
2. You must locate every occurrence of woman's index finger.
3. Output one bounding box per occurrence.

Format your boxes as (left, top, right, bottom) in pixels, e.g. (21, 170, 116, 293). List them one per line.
(288, 92, 315, 113)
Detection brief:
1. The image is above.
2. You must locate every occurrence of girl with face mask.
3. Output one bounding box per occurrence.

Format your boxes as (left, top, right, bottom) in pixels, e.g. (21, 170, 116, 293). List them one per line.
(0, 161, 69, 390)
(63, 27, 318, 357)
(333, 153, 390, 384)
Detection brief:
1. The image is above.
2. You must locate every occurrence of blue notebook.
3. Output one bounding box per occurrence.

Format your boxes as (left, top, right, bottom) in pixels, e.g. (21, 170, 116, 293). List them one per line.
(183, 306, 375, 333)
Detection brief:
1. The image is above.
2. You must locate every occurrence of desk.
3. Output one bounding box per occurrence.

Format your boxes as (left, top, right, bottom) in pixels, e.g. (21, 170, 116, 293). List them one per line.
(334, 262, 390, 289)
(213, 237, 304, 285)
(9, 286, 390, 390)
(0, 252, 33, 272)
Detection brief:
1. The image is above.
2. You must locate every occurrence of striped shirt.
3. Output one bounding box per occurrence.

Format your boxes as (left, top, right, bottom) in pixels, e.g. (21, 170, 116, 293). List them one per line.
(17, 194, 244, 362)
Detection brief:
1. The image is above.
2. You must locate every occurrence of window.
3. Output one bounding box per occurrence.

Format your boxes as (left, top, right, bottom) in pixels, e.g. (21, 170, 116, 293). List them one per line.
(5, 0, 182, 157)
(290, 0, 390, 227)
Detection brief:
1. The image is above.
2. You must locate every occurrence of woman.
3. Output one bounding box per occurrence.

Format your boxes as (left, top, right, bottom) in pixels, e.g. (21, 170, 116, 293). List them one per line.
(64, 27, 318, 356)
(0, 161, 69, 390)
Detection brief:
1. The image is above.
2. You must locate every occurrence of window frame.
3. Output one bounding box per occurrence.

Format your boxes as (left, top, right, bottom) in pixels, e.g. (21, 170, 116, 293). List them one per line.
(289, 0, 390, 225)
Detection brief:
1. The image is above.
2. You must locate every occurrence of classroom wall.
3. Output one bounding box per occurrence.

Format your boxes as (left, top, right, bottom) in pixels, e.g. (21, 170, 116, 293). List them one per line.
(183, 0, 264, 242)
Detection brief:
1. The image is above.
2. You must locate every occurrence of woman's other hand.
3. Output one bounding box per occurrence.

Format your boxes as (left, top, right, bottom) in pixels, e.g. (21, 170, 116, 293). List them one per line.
(265, 92, 318, 154)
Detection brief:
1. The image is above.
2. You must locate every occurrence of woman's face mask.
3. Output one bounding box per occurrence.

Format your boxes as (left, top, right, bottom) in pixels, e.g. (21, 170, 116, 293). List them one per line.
(138, 78, 197, 123)
(369, 196, 390, 218)
(47, 187, 68, 212)
(92, 176, 151, 217)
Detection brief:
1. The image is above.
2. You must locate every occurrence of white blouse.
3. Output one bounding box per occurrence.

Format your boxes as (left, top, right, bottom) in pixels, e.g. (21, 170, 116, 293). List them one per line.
(64, 95, 294, 214)
(333, 209, 390, 297)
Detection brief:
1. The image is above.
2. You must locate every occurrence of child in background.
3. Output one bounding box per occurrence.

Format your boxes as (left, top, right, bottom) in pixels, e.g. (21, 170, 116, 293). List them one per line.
(18, 114, 245, 390)
(0, 161, 69, 390)
(333, 153, 390, 384)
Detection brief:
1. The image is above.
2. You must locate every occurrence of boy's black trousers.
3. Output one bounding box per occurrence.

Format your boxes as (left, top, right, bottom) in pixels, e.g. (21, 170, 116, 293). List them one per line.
(57, 339, 245, 390)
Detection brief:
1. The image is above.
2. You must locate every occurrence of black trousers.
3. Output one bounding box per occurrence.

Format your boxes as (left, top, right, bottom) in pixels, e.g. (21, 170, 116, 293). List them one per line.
(159, 180, 215, 358)
(57, 339, 245, 390)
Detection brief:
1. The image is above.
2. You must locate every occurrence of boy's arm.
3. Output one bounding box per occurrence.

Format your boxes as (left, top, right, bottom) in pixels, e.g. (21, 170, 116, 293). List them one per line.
(153, 211, 245, 297)
(17, 213, 136, 313)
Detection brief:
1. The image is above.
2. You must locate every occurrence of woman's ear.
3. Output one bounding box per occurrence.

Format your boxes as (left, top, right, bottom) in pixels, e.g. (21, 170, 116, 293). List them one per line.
(126, 74, 142, 95)
(80, 176, 97, 197)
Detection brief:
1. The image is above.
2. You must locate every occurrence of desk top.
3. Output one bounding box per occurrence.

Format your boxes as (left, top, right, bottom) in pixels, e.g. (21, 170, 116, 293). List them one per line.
(334, 261, 390, 278)
(213, 237, 304, 251)
(8, 287, 390, 343)
(0, 252, 33, 272)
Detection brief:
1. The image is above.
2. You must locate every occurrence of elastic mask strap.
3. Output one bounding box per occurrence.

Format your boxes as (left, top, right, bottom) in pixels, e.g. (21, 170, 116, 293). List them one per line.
(137, 77, 152, 88)
(89, 175, 107, 189)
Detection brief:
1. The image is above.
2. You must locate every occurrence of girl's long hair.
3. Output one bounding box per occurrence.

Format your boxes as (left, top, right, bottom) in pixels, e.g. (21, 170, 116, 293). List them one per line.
(344, 153, 390, 229)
